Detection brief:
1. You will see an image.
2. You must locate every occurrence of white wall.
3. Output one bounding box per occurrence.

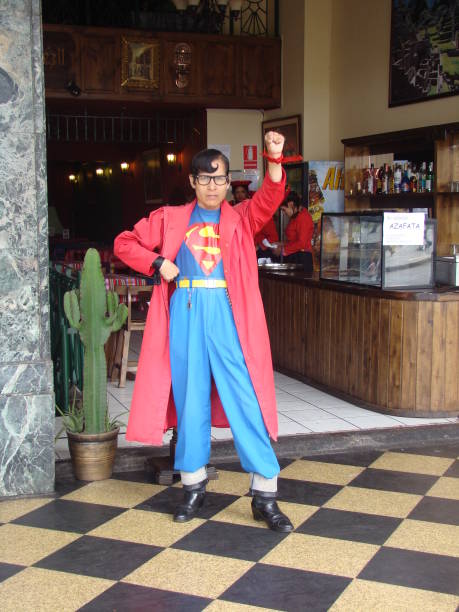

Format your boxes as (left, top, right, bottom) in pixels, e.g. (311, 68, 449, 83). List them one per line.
(206, 108, 264, 188)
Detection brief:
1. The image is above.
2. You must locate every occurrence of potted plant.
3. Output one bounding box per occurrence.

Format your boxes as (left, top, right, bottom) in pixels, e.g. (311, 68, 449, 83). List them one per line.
(60, 248, 128, 480)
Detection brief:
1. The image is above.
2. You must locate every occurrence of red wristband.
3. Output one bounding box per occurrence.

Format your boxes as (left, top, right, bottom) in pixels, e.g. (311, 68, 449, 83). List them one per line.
(263, 152, 303, 164)
(263, 151, 283, 164)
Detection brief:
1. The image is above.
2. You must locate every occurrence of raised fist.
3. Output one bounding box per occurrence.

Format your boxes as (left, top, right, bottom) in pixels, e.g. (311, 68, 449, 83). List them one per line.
(264, 131, 285, 157)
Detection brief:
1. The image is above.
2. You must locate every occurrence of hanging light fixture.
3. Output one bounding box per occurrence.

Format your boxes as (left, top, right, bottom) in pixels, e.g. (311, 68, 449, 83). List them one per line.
(95, 168, 104, 176)
(167, 153, 177, 165)
(171, 0, 242, 35)
(120, 162, 130, 173)
(68, 174, 77, 183)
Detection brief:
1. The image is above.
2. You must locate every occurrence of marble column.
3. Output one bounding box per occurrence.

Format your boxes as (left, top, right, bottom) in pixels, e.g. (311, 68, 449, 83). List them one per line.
(0, 1, 54, 496)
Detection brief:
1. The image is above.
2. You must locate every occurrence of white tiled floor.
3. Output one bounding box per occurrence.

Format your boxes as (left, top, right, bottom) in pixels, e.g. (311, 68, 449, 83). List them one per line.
(55, 331, 458, 458)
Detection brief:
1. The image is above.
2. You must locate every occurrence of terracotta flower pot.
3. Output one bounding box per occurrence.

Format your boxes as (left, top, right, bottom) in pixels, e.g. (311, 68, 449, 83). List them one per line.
(67, 427, 120, 481)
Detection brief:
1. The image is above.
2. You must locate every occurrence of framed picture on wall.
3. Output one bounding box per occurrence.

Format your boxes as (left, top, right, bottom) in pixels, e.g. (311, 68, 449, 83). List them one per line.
(261, 115, 301, 161)
(389, 0, 459, 107)
(121, 36, 160, 90)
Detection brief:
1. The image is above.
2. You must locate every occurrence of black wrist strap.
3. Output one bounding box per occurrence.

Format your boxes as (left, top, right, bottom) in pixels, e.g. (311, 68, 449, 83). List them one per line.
(152, 256, 165, 270)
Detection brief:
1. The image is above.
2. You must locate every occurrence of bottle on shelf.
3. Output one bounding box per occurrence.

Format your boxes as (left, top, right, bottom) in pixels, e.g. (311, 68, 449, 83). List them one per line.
(388, 164, 394, 194)
(401, 163, 411, 192)
(394, 163, 402, 194)
(426, 162, 434, 192)
(366, 163, 375, 195)
(420, 162, 427, 192)
(376, 166, 384, 194)
(409, 163, 418, 193)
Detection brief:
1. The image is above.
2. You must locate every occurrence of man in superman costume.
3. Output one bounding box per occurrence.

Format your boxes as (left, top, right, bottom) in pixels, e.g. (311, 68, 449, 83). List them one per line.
(114, 131, 293, 532)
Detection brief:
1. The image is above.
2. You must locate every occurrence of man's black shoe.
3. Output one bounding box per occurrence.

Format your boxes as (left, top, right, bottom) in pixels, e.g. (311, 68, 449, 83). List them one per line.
(173, 479, 208, 522)
(251, 493, 293, 533)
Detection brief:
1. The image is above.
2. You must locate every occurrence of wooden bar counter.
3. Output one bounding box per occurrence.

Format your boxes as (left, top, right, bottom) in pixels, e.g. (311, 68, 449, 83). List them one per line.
(259, 269, 459, 418)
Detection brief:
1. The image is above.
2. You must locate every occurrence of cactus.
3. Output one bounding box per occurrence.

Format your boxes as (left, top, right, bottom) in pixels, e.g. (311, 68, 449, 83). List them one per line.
(63, 248, 128, 434)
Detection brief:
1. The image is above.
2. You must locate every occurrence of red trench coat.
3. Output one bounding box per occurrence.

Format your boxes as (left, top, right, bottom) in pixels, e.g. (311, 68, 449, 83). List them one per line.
(114, 170, 286, 446)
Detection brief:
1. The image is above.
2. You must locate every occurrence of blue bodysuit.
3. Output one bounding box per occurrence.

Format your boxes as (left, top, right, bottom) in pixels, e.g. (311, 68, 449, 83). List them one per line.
(169, 204, 280, 478)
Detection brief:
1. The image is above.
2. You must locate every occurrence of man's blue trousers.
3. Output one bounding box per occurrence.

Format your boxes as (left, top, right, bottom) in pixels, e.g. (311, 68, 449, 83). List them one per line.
(169, 284, 280, 479)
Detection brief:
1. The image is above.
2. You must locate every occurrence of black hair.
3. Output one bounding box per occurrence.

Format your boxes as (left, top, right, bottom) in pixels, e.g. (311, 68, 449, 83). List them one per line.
(191, 148, 229, 176)
(281, 191, 301, 209)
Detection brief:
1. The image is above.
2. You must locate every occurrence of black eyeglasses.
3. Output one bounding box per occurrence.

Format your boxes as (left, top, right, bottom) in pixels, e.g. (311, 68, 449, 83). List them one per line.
(193, 174, 229, 186)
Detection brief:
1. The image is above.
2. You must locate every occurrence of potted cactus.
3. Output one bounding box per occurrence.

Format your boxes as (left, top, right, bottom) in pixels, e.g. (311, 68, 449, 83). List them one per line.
(62, 248, 128, 480)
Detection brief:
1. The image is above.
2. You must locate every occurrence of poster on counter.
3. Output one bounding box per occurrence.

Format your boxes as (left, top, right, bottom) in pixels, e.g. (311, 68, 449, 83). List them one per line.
(383, 212, 425, 245)
(308, 161, 345, 271)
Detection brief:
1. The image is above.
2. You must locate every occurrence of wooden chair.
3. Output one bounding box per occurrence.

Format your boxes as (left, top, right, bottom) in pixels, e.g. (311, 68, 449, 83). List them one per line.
(107, 285, 153, 387)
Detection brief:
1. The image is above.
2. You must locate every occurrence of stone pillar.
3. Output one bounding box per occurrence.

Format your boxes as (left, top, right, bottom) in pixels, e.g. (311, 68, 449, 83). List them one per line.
(0, 1, 54, 496)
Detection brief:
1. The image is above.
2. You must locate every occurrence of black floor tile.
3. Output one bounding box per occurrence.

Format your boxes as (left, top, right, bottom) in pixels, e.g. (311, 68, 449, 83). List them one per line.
(296, 507, 401, 545)
(111, 470, 156, 483)
(12, 499, 125, 534)
(220, 563, 351, 612)
(394, 444, 459, 459)
(35, 535, 162, 580)
(136, 488, 238, 519)
(408, 496, 459, 526)
(215, 457, 295, 473)
(54, 478, 87, 497)
(277, 478, 341, 506)
(349, 467, 437, 495)
(0, 562, 25, 582)
(358, 547, 459, 596)
(80, 582, 211, 611)
(172, 520, 287, 562)
(444, 459, 459, 478)
(302, 449, 383, 467)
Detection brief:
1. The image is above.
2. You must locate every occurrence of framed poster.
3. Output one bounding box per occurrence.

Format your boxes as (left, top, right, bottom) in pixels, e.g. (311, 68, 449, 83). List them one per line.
(121, 37, 160, 90)
(389, 0, 459, 107)
(261, 115, 301, 160)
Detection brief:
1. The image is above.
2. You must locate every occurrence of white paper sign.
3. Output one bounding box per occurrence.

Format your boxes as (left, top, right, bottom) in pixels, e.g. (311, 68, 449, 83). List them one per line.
(383, 212, 425, 246)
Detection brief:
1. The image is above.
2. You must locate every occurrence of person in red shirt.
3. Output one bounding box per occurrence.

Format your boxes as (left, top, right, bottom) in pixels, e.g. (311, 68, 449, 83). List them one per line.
(230, 180, 251, 205)
(254, 216, 279, 254)
(273, 192, 314, 274)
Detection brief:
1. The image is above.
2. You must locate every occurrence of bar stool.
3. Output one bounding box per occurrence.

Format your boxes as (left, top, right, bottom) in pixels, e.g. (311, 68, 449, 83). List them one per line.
(108, 285, 153, 387)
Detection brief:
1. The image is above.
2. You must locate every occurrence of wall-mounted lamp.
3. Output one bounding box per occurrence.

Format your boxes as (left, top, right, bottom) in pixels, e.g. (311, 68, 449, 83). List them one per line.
(66, 80, 81, 96)
(167, 153, 177, 165)
(120, 162, 130, 173)
(68, 173, 77, 183)
(95, 168, 104, 176)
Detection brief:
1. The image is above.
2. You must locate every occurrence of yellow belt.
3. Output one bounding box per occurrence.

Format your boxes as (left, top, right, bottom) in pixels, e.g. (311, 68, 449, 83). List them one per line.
(176, 279, 227, 289)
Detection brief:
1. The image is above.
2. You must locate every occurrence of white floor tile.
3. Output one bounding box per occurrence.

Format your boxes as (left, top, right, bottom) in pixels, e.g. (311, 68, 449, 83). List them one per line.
(277, 420, 311, 436)
(391, 416, 454, 426)
(303, 396, 362, 409)
(275, 390, 309, 403)
(211, 427, 233, 440)
(321, 404, 376, 418)
(280, 407, 331, 421)
(342, 415, 403, 429)
(305, 418, 359, 433)
(282, 410, 339, 428)
(276, 400, 318, 412)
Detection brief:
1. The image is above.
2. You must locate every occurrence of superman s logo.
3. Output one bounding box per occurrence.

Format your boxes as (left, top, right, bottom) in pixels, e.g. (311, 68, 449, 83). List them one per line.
(185, 223, 221, 275)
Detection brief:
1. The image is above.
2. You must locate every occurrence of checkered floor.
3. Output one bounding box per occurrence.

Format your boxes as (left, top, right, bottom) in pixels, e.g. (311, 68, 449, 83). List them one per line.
(1, 444, 459, 611)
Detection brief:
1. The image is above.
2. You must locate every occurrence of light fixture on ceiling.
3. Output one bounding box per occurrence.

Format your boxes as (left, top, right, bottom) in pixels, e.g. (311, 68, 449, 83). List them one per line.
(95, 168, 104, 176)
(120, 162, 130, 173)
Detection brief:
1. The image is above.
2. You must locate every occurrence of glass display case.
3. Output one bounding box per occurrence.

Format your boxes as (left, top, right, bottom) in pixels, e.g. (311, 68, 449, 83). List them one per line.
(320, 212, 436, 289)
